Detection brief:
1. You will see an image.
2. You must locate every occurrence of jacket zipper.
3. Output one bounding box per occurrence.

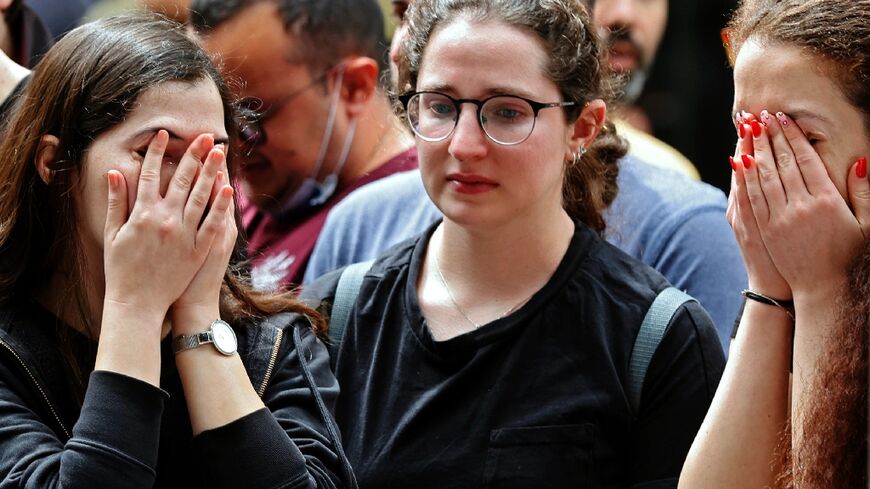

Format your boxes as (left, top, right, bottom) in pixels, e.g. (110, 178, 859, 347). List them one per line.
(257, 328, 282, 397)
(0, 338, 70, 439)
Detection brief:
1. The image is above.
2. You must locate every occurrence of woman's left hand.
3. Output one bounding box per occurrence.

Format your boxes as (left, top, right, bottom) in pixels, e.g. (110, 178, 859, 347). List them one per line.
(742, 111, 868, 299)
(170, 147, 238, 335)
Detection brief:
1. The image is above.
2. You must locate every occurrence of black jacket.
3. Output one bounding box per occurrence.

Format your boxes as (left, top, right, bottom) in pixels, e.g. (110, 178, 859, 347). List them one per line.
(0, 298, 355, 488)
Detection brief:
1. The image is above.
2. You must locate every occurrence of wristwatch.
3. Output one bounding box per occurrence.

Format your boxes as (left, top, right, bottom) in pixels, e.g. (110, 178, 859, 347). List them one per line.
(172, 319, 238, 355)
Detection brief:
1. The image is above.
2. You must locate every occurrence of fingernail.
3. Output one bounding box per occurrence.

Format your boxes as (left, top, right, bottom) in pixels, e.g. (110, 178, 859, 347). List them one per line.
(760, 110, 770, 127)
(106, 172, 115, 187)
(738, 123, 746, 139)
(729, 156, 737, 171)
(741, 154, 753, 169)
(750, 120, 763, 138)
(775, 112, 789, 126)
(858, 157, 867, 179)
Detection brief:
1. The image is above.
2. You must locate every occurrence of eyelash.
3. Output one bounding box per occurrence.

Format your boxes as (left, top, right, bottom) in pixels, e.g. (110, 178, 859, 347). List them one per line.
(135, 149, 177, 164)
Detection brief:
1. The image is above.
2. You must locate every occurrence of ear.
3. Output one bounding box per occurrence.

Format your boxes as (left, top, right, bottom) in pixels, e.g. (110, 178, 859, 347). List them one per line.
(565, 99, 606, 160)
(0, 0, 13, 12)
(338, 56, 379, 118)
(34, 135, 60, 184)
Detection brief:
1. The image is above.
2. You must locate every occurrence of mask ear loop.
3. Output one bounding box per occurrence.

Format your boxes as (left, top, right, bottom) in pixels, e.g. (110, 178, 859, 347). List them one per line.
(312, 117, 357, 205)
(308, 65, 345, 186)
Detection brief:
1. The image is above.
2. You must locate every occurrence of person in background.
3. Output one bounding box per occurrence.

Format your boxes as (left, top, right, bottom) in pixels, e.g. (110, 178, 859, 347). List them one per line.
(305, 0, 747, 353)
(0, 14, 351, 487)
(1, 0, 50, 66)
(680, 0, 869, 487)
(305, 0, 725, 486)
(189, 0, 415, 290)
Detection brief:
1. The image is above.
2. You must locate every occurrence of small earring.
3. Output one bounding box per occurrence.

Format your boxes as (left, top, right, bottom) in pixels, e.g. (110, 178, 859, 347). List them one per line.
(579, 145, 587, 156)
(570, 151, 580, 167)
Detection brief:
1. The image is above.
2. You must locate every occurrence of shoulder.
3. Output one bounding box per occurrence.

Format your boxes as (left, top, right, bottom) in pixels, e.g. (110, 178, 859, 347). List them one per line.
(606, 155, 730, 249)
(325, 169, 437, 224)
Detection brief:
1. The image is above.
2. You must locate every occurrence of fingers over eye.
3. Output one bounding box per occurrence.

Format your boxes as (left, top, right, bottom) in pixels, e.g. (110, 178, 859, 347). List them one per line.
(774, 111, 832, 196)
(138, 130, 169, 203)
(748, 118, 787, 214)
(762, 110, 807, 199)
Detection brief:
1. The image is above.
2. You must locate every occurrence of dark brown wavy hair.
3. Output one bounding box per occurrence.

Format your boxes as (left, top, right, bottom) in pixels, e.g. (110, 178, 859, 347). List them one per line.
(0, 14, 323, 392)
(397, 0, 628, 233)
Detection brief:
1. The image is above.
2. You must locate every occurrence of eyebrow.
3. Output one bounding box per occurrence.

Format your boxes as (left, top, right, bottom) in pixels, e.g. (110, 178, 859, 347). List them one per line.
(417, 83, 540, 101)
(132, 127, 231, 146)
(784, 109, 832, 126)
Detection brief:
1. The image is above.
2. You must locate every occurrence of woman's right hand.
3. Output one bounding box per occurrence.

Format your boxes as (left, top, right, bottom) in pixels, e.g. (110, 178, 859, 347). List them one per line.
(102, 130, 233, 320)
(727, 115, 791, 299)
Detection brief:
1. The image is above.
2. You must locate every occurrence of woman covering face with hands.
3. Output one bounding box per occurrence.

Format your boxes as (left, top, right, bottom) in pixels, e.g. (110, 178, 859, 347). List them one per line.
(680, 0, 869, 487)
(0, 14, 352, 489)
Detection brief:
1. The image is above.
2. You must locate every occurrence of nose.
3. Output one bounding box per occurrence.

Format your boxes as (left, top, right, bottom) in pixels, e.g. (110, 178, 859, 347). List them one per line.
(596, 0, 637, 28)
(447, 104, 488, 162)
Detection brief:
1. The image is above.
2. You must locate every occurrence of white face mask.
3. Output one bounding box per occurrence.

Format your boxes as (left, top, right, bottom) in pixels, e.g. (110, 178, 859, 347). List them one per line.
(275, 65, 358, 218)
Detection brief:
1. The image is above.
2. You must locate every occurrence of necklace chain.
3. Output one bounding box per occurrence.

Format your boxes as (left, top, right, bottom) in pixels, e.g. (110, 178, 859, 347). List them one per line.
(431, 248, 532, 329)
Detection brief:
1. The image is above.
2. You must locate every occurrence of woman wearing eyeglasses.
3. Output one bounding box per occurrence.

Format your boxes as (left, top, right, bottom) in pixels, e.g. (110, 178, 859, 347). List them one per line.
(305, 0, 725, 487)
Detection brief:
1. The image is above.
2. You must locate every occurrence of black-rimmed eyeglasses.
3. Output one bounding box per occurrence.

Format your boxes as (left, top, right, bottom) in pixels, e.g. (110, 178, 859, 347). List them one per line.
(399, 91, 577, 146)
(237, 72, 330, 155)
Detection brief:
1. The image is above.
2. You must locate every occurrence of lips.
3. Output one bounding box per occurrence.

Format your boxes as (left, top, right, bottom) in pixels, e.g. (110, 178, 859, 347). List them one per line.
(446, 173, 498, 194)
(607, 40, 639, 73)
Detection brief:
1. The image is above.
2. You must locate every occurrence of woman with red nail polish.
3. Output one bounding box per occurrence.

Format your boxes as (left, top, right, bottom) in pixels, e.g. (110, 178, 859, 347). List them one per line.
(682, 1, 870, 488)
(0, 15, 352, 489)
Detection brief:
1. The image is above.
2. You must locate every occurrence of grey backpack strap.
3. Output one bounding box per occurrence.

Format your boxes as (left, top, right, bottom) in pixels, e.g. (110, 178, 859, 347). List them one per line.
(627, 286, 696, 416)
(329, 260, 375, 352)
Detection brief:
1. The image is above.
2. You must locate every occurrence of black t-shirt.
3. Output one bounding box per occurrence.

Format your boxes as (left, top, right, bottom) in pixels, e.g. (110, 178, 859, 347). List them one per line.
(307, 221, 725, 488)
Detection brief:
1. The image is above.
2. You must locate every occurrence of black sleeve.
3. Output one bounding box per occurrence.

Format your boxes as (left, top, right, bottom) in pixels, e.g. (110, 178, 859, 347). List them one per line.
(192, 323, 349, 489)
(0, 369, 167, 488)
(629, 301, 726, 488)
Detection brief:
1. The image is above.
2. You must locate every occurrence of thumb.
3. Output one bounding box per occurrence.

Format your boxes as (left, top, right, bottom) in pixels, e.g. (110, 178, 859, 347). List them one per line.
(104, 170, 129, 241)
(848, 157, 870, 237)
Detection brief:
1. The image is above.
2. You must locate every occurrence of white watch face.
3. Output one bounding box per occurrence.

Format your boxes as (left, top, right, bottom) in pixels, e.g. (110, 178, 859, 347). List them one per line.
(211, 320, 237, 355)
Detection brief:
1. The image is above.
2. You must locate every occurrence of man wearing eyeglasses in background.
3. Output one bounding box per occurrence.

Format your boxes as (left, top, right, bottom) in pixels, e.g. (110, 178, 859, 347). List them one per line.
(305, 0, 747, 355)
(189, 0, 415, 290)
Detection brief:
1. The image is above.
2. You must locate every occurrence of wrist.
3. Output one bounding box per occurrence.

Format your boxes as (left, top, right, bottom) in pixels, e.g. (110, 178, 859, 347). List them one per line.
(170, 304, 222, 337)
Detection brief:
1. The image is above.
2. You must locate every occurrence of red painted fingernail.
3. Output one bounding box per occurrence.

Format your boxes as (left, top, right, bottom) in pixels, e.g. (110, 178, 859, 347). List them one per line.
(742, 154, 753, 169)
(760, 110, 770, 127)
(729, 156, 737, 171)
(738, 123, 746, 139)
(858, 157, 867, 178)
(750, 120, 763, 138)
(775, 112, 789, 126)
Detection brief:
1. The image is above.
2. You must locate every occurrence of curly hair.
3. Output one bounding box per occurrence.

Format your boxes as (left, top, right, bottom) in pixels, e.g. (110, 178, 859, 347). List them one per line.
(772, 240, 869, 489)
(397, 0, 628, 233)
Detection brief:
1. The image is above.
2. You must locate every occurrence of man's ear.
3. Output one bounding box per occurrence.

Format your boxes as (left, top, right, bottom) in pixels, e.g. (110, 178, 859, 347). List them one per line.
(0, 0, 14, 12)
(339, 56, 379, 118)
(35, 135, 60, 184)
(565, 99, 606, 160)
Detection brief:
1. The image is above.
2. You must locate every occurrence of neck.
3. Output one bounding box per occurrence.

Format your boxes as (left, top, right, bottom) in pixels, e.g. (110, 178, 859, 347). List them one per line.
(433, 205, 574, 297)
(338, 94, 413, 186)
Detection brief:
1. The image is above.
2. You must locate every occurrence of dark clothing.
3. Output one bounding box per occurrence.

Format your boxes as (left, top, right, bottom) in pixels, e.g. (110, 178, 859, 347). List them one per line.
(244, 148, 418, 290)
(8, 3, 53, 67)
(305, 221, 725, 488)
(0, 298, 352, 488)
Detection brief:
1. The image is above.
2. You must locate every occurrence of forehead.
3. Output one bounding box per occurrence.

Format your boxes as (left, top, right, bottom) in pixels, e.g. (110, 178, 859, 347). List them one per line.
(199, 2, 311, 99)
(107, 80, 228, 140)
(417, 18, 554, 97)
(733, 41, 850, 116)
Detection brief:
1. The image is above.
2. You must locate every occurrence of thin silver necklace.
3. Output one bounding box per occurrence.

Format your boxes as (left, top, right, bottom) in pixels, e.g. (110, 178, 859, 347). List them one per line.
(431, 248, 533, 329)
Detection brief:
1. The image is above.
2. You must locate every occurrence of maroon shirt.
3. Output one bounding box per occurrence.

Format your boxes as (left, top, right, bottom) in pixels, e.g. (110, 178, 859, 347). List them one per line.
(243, 148, 417, 290)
